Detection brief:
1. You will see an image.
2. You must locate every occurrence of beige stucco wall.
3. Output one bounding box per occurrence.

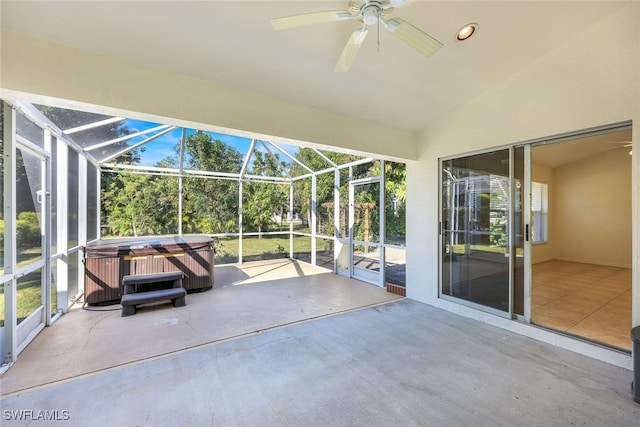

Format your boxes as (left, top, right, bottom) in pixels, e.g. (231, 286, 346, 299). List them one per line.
(408, 1, 640, 332)
(552, 149, 632, 268)
(0, 29, 416, 162)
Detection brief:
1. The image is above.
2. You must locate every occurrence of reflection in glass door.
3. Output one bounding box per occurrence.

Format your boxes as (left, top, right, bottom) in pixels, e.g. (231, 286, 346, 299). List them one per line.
(441, 149, 523, 315)
(350, 178, 381, 285)
(15, 145, 47, 349)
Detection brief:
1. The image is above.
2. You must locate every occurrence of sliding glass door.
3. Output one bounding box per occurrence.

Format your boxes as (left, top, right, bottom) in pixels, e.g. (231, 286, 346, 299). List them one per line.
(440, 148, 525, 317)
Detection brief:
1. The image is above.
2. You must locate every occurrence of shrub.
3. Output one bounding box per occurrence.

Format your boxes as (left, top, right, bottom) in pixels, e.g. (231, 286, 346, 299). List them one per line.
(16, 212, 41, 248)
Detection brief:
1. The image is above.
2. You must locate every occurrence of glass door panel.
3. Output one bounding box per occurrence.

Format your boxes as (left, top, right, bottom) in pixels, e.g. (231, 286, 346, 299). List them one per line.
(441, 150, 511, 313)
(351, 180, 381, 285)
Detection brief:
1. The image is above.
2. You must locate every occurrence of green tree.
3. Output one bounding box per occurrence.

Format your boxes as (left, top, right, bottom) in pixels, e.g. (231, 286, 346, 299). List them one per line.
(243, 151, 288, 237)
(102, 172, 178, 236)
(101, 131, 245, 237)
(181, 133, 243, 234)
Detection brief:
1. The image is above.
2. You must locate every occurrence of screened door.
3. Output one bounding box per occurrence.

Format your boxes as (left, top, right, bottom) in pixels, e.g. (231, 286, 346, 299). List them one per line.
(350, 178, 382, 285)
(14, 144, 48, 354)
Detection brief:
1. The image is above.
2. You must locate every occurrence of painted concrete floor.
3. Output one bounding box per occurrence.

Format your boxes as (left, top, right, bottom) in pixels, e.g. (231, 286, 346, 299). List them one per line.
(0, 259, 401, 396)
(1, 298, 638, 426)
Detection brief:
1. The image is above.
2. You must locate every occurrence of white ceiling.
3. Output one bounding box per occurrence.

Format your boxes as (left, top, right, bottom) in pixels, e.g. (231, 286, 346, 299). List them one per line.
(0, 1, 627, 133)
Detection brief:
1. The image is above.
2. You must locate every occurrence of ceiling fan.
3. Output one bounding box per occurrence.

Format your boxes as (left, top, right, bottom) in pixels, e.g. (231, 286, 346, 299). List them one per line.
(271, 0, 443, 72)
(603, 141, 633, 154)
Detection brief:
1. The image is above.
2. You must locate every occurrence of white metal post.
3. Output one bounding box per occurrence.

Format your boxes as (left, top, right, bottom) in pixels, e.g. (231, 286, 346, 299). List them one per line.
(379, 160, 386, 287)
(43, 130, 52, 325)
(78, 155, 87, 300)
(95, 162, 100, 239)
(56, 138, 69, 313)
(289, 182, 294, 260)
(2, 103, 17, 364)
(311, 174, 317, 265)
(238, 180, 243, 264)
(348, 167, 354, 278)
(178, 128, 186, 236)
(333, 168, 340, 273)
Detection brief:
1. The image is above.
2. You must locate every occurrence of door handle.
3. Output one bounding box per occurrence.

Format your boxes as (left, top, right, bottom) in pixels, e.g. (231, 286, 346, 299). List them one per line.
(525, 224, 530, 242)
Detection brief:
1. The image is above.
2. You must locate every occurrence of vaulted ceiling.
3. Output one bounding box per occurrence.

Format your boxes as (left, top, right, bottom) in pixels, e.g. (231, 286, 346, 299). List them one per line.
(0, 1, 627, 133)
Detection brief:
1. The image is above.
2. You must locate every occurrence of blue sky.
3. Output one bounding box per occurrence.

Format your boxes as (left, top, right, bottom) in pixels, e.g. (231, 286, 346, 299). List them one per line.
(122, 119, 258, 167)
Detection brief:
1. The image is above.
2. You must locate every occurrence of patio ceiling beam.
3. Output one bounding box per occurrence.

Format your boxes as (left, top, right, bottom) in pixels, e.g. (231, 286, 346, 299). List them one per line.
(312, 148, 337, 168)
(84, 124, 172, 152)
(292, 171, 313, 181)
(265, 140, 313, 174)
(101, 163, 182, 175)
(183, 169, 240, 179)
(240, 139, 257, 179)
(99, 125, 176, 164)
(290, 164, 351, 182)
(103, 168, 245, 182)
(64, 116, 125, 135)
(336, 157, 375, 169)
(315, 166, 338, 176)
(243, 173, 290, 183)
(259, 141, 290, 177)
(102, 162, 242, 179)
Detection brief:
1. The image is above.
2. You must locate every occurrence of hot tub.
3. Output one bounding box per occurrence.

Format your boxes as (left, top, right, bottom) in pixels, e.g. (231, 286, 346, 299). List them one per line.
(84, 235, 214, 305)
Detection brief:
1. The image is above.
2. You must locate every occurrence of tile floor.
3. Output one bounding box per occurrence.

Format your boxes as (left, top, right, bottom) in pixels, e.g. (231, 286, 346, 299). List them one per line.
(531, 260, 632, 351)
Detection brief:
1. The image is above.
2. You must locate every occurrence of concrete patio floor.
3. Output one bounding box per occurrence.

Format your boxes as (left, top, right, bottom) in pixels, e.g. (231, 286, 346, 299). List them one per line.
(1, 259, 638, 426)
(1, 259, 401, 396)
(1, 298, 638, 426)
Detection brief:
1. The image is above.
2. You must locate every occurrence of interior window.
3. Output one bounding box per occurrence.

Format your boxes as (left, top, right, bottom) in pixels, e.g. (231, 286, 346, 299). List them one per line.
(531, 181, 548, 243)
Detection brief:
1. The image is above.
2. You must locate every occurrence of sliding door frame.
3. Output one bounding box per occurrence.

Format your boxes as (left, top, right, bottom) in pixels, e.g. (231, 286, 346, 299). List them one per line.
(439, 121, 633, 328)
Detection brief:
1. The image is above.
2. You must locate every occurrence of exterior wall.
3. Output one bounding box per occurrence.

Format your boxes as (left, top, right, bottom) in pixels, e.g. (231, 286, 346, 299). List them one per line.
(407, 3, 640, 367)
(0, 30, 416, 162)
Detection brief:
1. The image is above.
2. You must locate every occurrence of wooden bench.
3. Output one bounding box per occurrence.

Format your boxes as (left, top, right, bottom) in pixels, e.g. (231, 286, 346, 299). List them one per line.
(121, 271, 186, 317)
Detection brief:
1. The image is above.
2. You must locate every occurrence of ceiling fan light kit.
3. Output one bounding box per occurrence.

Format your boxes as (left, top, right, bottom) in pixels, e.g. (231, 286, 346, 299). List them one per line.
(271, 0, 445, 73)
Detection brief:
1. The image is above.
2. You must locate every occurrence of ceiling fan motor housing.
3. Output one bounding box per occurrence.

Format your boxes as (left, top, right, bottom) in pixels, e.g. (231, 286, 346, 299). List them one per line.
(362, 3, 383, 25)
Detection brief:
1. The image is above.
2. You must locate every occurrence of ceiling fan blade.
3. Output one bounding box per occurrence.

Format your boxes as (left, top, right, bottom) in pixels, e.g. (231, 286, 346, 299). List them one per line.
(388, 0, 412, 8)
(334, 28, 369, 73)
(383, 17, 443, 58)
(271, 11, 353, 31)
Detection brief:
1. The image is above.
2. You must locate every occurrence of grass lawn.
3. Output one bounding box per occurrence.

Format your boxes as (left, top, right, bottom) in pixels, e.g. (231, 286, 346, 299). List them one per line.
(214, 234, 332, 264)
(0, 276, 46, 327)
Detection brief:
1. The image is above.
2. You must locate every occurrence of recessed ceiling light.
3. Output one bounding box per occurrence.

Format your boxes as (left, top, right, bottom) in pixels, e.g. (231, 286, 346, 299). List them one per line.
(456, 23, 478, 41)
